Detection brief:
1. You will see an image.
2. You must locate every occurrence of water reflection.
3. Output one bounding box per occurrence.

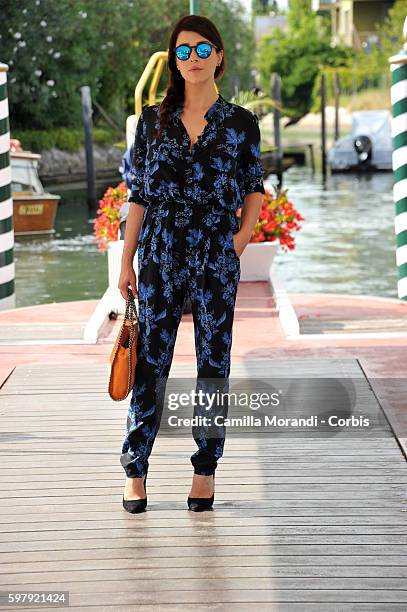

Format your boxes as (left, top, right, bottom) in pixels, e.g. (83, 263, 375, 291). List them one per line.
(274, 166, 397, 299)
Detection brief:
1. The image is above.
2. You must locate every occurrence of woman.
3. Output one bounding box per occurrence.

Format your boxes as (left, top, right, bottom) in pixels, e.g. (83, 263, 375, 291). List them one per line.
(118, 15, 265, 513)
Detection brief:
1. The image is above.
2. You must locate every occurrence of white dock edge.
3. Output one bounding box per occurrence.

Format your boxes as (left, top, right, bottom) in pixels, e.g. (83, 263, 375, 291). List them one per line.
(268, 269, 407, 341)
(269, 266, 300, 339)
(83, 240, 136, 343)
(83, 287, 115, 343)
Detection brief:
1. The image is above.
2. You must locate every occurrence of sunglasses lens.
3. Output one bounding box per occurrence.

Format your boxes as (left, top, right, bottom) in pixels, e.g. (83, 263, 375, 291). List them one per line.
(196, 43, 212, 58)
(175, 45, 190, 60)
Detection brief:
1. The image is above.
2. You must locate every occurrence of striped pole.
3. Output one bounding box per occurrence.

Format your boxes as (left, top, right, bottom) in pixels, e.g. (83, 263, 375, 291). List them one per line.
(389, 17, 407, 300)
(0, 62, 15, 310)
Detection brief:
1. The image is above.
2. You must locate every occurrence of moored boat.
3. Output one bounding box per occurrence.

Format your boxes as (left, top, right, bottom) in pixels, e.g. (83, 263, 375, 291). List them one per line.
(10, 139, 60, 235)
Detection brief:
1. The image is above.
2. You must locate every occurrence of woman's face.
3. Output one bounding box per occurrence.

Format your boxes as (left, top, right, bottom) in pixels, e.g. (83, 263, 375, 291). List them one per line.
(174, 30, 223, 84)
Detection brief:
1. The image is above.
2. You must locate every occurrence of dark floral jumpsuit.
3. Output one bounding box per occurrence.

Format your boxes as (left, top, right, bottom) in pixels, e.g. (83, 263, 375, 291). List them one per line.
(120, 94, 265, 478)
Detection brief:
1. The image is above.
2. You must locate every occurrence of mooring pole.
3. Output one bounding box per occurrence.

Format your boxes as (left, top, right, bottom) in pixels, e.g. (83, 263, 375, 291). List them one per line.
(334, 71, 340, 142)
(0, 62, 14, 310)
(320, 73, 327, 180)
(389, 17, 407, 300)
(271, 72, 283, 189)
(80, 86, 97, 211)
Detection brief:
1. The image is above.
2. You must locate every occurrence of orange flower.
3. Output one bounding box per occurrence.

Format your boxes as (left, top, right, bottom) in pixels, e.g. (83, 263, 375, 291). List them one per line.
(247, 184, 304, 252)
(93, 181, 128, 252)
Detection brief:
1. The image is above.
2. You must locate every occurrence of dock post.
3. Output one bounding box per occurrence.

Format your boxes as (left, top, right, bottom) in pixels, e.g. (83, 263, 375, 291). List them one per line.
(320, 73, 327, 179)
(0, 62, 14, 310)
(334, 71, 340, 142)
(271, 73, 283, 188)
(389, 17, 407, 300)
(80, 86, 97, 211)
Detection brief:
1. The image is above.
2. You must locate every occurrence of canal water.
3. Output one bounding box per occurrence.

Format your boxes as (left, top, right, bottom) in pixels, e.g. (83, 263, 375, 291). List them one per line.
(13, 167, 398, 308)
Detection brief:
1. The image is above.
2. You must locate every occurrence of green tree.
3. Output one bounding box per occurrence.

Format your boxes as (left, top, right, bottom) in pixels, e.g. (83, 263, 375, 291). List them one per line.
(0, 0, 263, 133)
(1, 0, 106, 128)
(257, 0, 353, 122)
(369, 0, 407, 71)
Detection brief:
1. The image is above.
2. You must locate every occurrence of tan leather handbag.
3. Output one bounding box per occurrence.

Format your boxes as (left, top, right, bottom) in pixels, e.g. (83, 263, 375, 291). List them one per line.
(108, 288, 139, 401)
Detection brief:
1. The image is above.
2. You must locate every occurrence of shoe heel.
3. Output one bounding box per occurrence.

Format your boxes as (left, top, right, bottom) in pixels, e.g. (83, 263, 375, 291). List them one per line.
(188, 473, 215, 512)
(123, 471, 148, 514)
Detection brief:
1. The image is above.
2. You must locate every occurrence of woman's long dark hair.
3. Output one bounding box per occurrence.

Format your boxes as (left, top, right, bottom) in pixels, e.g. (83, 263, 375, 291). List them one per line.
(156, 15, 226, 141)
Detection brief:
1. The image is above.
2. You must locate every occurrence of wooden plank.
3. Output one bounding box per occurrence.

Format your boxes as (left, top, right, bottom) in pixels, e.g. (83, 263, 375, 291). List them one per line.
(1, 544, 407, 563)
(5, 605, 401, 612)
(7, 605, 403, 612)
(1, 562, 407, 578)
(4, 606, 402, 612)
(2, 556, 407, 572)
(1, 473, 406, 485)
(1, 549, 407, 566)
(1, 525, 407, 540)
(2, 576, 407, 591)
(1, 538, 407, 554)
(1, 476, 407, 487)
(0, 489, 405, 500)
(0, 514, 406, 526)
(0, 586, 407, 605)
(0, 506, 404, 518)
(300, 318, 407, 334)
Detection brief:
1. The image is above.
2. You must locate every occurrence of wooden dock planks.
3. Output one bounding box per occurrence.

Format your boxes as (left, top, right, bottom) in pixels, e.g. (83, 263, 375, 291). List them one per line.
(0, 358, 406, 610)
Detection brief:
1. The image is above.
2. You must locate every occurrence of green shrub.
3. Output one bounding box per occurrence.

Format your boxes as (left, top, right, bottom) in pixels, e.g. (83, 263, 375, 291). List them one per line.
(11, 127, 120, 152)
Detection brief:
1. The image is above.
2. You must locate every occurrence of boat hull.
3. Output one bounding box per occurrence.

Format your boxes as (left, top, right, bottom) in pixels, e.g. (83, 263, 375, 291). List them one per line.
(13, 195, 60, 235)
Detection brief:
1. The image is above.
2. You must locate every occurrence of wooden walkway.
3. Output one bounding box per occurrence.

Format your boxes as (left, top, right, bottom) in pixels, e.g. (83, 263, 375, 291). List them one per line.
(0, 358, 406, 610)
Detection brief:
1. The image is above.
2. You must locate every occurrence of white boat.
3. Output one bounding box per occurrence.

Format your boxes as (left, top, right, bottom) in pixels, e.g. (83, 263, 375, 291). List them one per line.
(328, 110, 393, 172)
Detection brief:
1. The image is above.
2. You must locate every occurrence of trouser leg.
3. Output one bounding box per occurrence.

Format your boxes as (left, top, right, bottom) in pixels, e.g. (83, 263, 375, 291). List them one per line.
(189, 215, 240, 475)
(120, 214, 188, 478)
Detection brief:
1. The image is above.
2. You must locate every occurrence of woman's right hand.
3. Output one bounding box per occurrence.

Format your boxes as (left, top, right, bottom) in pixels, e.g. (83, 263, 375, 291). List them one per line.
(118, 262, 138, 300)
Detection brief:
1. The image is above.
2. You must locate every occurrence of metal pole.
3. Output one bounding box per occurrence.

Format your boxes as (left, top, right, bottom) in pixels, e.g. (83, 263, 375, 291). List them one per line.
(320, 73, 327, 179)
(389, 17, 407, 300)
(271, 72, 283, 188)
(189, 0, 200, 14)
(334, 71, 340, 142)
(0, 62, 14, 310)
(80, 86, 97, 211)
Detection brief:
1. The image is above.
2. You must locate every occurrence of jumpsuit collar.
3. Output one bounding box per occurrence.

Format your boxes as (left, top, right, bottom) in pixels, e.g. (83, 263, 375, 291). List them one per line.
(173, 94, 227, 124)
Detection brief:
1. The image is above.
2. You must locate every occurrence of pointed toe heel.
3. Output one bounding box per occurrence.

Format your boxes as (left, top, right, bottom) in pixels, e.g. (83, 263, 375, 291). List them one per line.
(187, 473, 215, 512)
(122, 472, 148, 514)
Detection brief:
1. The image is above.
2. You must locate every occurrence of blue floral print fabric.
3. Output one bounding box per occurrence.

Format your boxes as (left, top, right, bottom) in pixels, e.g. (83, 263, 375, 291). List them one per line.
(120, 94, 266, 479)
(128, 93, 265, 211)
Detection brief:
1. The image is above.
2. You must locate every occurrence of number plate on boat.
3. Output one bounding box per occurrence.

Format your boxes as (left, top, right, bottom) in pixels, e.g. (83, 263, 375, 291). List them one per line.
(18, 204, 44, 215)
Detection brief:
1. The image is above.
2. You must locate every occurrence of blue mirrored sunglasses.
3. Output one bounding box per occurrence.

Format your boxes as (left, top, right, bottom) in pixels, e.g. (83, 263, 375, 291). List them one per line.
(175, 42, 219, 61)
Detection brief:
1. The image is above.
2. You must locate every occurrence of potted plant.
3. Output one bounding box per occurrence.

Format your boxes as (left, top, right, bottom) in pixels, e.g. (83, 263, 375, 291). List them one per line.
(237, 184, 304, 281)
(93, 182, 129, 312)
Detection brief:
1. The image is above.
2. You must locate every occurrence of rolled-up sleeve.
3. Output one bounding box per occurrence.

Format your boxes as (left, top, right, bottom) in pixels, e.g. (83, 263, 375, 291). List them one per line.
(128, 108, 149, 209)
(236, 112, 266, 201)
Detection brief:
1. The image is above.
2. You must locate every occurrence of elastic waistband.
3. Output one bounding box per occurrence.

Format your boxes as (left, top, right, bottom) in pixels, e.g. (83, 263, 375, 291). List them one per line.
(148, 200, 237, 217)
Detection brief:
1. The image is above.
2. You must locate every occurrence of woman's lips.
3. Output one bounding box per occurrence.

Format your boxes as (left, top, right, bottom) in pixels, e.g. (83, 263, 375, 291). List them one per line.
(189, 68, 203, 72)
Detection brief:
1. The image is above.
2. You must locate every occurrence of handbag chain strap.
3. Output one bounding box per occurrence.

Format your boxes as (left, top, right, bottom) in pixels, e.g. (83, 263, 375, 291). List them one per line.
(124, 288, 139, 394)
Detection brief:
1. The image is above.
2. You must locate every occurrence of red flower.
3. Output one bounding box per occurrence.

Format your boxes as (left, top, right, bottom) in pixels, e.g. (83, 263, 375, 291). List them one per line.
(247, 184, 304, 252)
(93, 181, 128, 252)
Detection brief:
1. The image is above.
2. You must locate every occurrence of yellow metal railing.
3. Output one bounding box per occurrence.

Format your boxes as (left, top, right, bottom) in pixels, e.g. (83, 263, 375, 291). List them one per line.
(134, 51, 168, 120)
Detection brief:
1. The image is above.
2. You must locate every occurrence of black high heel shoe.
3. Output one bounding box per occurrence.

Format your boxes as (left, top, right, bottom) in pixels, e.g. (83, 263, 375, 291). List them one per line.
(122, 471, 148, 514)
(188, 473, 215, 512)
